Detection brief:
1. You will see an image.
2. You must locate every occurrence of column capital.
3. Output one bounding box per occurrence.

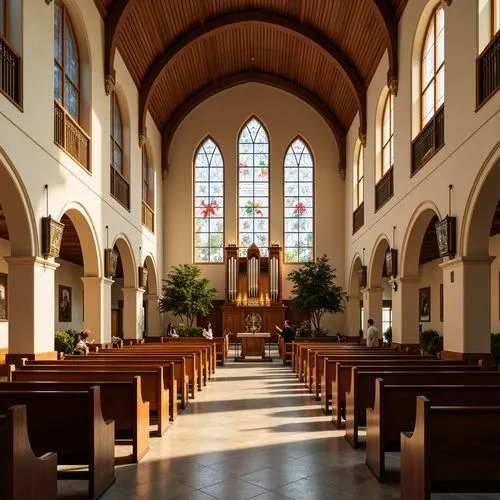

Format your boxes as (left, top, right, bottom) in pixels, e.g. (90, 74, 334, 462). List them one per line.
(363, 287, 383, 294)
(440, 255, 495, 271)
(122, 287, 145, 296)
(146, 293, 159, 300)
(4, 256, 59, 271)
(81, 276, 114, 286)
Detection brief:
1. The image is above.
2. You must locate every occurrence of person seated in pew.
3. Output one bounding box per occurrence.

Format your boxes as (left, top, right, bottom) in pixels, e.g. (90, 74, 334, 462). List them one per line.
(275, 320, 295, 343)
(73, 329, 92, 355)
(366, 319, 380, 348)
(166, 322, 179, 338)
(202, 322, 213, 339)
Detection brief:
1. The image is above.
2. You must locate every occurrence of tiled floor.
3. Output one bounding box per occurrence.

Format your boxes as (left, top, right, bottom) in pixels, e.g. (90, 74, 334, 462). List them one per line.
(58, 354, 500, 499)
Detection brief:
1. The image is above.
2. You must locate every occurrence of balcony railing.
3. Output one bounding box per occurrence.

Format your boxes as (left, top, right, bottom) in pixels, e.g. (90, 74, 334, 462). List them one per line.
(142, 200, 155, 233)
(411, 105, 444, 175)
(110, 167, 130, 210)
(375, 166, 394, 212)
(477, 30, 500, 107)
(353, 202, 364, 234)
(54, 101, 90, 171)
(0, 34, 21, 105)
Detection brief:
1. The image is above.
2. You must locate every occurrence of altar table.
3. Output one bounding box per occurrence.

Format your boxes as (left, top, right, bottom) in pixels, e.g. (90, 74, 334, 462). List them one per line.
(236, 333, 271, 361)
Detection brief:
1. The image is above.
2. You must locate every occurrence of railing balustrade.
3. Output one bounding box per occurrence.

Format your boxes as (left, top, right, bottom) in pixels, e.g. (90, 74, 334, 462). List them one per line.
(477, 31, 500, 106)
(375, 167, 394, 211)
(411, 105, 444, 174)
(110, 167, 130, 210)
(353, 202, 364, 234)
(142, 201, 154, 233)
(0, 34, 21, 105)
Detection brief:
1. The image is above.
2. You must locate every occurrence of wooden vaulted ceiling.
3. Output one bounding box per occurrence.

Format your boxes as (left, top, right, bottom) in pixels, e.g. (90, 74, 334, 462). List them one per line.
(94, 0, 409, 174)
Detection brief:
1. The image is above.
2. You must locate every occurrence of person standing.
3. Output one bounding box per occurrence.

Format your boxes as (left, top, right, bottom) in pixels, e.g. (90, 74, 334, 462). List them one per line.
(275, 320, 295, 343)
(366, 319, 379, 347)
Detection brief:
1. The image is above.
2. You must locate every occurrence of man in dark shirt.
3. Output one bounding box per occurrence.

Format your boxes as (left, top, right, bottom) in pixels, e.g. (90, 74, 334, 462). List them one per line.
(275, 320, 295, 343)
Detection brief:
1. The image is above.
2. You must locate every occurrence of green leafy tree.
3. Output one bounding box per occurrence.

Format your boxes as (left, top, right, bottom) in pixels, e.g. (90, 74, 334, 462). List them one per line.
(287, 254, 346, 333)
(158, 264, 216, 327)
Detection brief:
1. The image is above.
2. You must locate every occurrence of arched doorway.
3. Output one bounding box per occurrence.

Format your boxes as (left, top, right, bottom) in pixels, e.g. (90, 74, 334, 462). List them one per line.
(143, 254, 160, 337)
(396, 202, 442, 350)
(346, 255, 363, 339)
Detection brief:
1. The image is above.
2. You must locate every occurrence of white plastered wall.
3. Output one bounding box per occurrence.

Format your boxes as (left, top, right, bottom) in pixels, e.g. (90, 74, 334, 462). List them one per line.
(166, 83, 345, 333)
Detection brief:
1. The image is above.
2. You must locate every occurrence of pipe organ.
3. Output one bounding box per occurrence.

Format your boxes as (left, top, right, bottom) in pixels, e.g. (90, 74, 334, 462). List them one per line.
(222, 243, 285, 338)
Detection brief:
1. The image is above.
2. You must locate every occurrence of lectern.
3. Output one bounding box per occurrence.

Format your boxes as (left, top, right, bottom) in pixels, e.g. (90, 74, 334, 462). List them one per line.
(222, 243, 286, 341)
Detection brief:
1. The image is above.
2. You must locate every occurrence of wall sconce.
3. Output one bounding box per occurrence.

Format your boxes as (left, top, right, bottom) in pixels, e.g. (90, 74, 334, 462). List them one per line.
(41, 185, 64, 259)
(392, 281, 398, 292)
(138, 246, 148, 289)
(104, 226, 118, 278)
(435, 185, 456, 258)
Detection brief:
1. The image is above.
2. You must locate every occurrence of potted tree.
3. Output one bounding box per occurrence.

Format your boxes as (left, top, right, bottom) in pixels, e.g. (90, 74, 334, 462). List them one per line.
(158, 264, 216, 336)
(419, 329, 443, 356)
(287, 255, 346, 336)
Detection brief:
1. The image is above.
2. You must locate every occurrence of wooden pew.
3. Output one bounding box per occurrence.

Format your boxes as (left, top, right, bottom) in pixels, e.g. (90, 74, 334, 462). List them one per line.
(400, 396, 500, 500)
(12, 366, 168, 437)
(1, 379, 149, 463)
(159, 336, 225, 368)
(366, 379, 500, 482)
(0, 405, 57, 500)
(0, 386, 115, 499)
(30, 358, 179, 419)
(345, 368, 500, 449)
(321, 356, 455, 415)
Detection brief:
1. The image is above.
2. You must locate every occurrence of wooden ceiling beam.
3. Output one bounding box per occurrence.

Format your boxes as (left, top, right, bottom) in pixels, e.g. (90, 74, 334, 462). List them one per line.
(104, 0, 137, 95)
(367, 0, 399, 93)
(138, 11, 366, 142)
(160, 71, 347, 180)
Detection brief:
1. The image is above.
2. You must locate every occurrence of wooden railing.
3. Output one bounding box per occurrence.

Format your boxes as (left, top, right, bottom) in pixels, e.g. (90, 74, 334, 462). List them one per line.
(375, 167, 394, 212)
(477, 30, 500, 107)
(142, 201, 154, 232)
(110, 167, 130, 210)
(54, 101, 90, 171)
(353, 202, 364, 234)
(411, 105, 444, 175)
(0, 34, 21, 105)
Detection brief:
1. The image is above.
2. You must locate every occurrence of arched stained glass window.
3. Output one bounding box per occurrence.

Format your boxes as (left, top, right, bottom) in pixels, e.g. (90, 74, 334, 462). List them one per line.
(421, 5, 444, 127)
(238, 117, 269, 256)
(284, 138, 314, 263)
(54, 0, 80, 122)
(194, 138, 224, 263)
(382, 92, 394, 177)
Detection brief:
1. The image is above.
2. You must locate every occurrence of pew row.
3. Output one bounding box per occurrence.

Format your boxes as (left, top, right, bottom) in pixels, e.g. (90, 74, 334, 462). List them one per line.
(366, 379, 500, 482)
(345, 368, 500, 449)
(400, 396, 500, 500)
(0, 379, 149, 463)
(12, 366, 169, 437)
(0, 405, 57, 500)
(27, 358, 180, 419)
(0, 386, 115, 499)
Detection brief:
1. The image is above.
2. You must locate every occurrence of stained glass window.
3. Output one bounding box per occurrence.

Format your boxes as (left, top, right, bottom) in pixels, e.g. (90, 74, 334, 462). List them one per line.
(194, 138, 224, 263)
(381, 92, 394, 177)
(54, 1, 80, 122)
(284, 138, 314, 263)
(238, 117, 269, 256)
(421, 5, 444, 127)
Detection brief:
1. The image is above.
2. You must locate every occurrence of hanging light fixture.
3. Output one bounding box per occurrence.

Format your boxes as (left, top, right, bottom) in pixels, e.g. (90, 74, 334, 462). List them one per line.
(41, 184, 65, 259)
(138, 246, 148, 290)
(104, 225, 118, 278)
(358, 247, 367, 289)
(435, 185, 457, 258)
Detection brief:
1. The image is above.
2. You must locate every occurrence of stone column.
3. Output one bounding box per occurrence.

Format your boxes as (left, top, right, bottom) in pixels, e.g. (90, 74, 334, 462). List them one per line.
(5, 256, 59, 363)
(122, 287, 145, 340)
(81, 276, 113, 345)
(145, 294, 160, 337)
(361, 287, 383, 340)
(346, 294, 361, 338)
(440, 256, 494, 365)
(391, 276, 420, 351)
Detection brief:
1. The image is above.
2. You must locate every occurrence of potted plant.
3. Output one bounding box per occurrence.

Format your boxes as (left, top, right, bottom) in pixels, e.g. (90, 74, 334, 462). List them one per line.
(158, 264, 216, 328)
(419, 329, 443, 356)
(383, 326, 392, 347)
(491, 333, 500, 369)
(111, 336, 123, 348)
(287, 255, 346, 336)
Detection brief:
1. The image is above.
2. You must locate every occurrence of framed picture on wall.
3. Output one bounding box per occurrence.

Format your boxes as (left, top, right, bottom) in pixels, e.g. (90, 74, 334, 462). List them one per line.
(58, 285, 72, 322)
(0, 273, 7, 321)
(419, 287, 431, 322)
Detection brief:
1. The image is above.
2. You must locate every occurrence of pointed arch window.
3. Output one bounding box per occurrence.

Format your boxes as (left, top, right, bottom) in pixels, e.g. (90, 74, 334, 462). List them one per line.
(54, 0, 80, 122)
(142, 147, 155, 233)
(421, 5, 445, 128)
(284, 138, 314, 263)
(238, 117, 269, 256)
(381, 93, 394, 177)
(194, 138, 224, 263)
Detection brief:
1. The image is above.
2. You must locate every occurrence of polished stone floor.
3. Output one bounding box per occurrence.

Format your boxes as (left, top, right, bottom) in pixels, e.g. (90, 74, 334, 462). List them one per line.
(58, 353, 500, 499)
